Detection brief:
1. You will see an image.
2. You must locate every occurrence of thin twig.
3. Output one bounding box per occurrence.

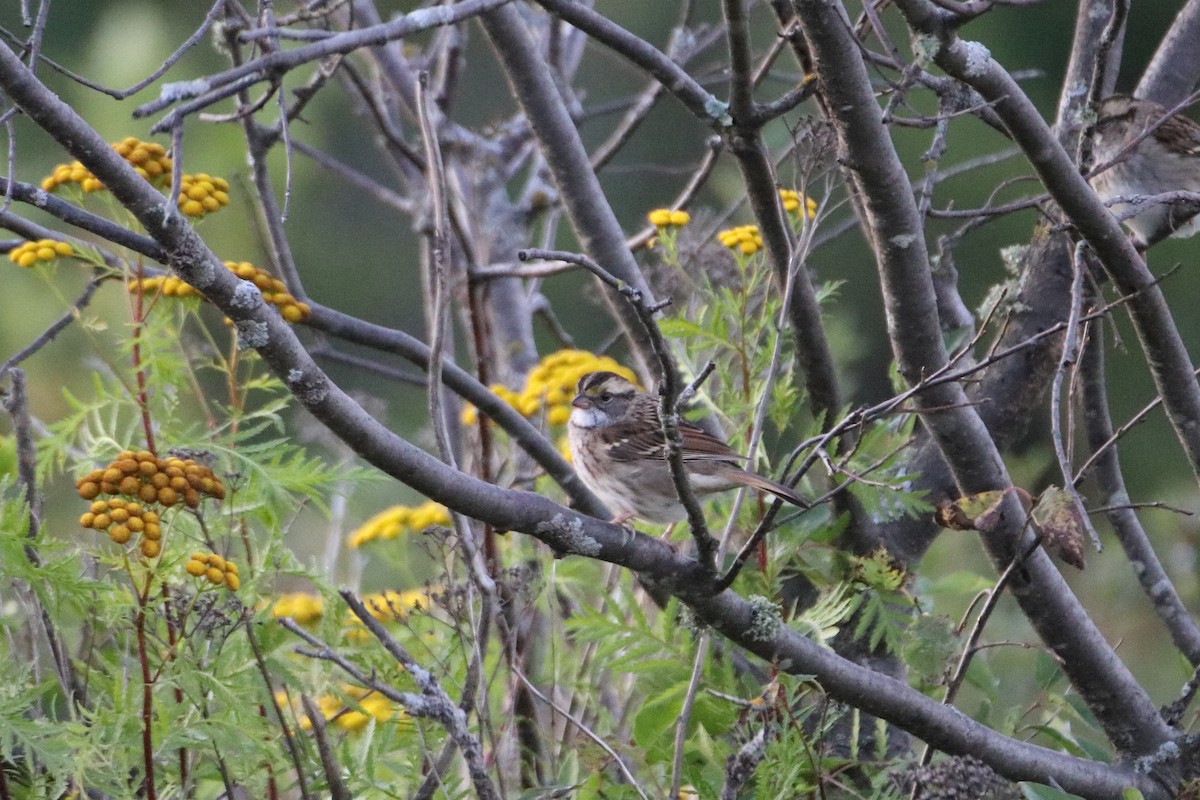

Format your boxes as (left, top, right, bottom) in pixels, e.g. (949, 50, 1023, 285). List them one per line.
(627, 137, 724, 251)
(676, 360, 716, 408)
(1161, 662, 1200, 727)
(1048, 242, 1102, 552)
(511, 664, 651, 800)
(0, 277, 102, 378)
(284, 590, 500, 800)
(245, 614, 314, 800)
(300, 694, 352, 800)
(133, 0, 517, 121)
(417, 71, 456, 469)
(670, 634, 710, 799)
(920, 535, 1042, 765)
(29, 1, 225, 98)
(1, 369, 83, 710)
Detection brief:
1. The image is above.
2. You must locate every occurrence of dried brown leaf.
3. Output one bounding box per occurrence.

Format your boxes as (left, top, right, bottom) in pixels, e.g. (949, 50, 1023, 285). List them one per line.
(934, 490, 1007, 533)
(1032, 485, 1086, 570)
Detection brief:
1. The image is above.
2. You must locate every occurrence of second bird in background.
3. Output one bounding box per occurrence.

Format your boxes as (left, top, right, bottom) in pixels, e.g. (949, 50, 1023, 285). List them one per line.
(1089, 94, 1200, 248)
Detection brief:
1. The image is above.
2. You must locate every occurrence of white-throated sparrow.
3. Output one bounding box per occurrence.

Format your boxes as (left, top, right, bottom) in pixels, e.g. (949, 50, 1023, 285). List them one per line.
(567, 371, 808, 524)
(1089, 94, 1200, 247)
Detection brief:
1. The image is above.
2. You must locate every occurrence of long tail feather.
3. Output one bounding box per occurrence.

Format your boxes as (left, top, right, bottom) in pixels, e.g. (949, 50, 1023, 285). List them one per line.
(730, 470, 809, 509)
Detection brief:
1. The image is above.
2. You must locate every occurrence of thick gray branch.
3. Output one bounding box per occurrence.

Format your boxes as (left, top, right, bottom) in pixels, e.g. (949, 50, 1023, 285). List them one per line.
(798, 0, 1175, 759)
(1138, 0, 1200, 106)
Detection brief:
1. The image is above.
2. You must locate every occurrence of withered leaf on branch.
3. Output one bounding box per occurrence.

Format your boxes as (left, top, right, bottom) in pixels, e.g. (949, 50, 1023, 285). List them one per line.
(1031, 486, 1087, 570)
(933, 489, 1008, 533)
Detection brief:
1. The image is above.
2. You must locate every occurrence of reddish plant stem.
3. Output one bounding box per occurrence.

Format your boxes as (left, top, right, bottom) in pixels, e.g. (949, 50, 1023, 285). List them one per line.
(131, 259, 157, 454)
(258, 703, 279, 800)
(468, 282, 498, 574)
(161, 584, 189, 795)
(238, 517, 255, 572)
(135, 574, 157, 800)
(226, 336, 242, 439)
(245, 616, 311, 799)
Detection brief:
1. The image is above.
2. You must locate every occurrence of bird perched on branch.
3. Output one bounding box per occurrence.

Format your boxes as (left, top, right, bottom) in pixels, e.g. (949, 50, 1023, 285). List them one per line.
(567, 371, 808, 525)
(1089, 94, 1200, 247)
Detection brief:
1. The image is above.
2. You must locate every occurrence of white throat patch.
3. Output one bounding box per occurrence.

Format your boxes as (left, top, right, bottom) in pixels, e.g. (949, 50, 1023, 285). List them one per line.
(570, 406, 604, 429)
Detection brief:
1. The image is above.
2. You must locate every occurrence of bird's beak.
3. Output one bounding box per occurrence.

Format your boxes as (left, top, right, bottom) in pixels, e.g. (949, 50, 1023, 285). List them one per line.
(571, 394, 591, 410)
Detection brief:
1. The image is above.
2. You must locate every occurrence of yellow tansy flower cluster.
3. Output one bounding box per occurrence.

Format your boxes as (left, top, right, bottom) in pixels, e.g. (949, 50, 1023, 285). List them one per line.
(41, 138, 234, 218)
(9, 239, 73, 268)
(114, 137, 172, 185)
(718, 224, 764, 256)
(348, 501, 450, 548)
(79, 497, 163, 558)
(270, 593, 324, 624)
(42, 137, 173, 193)
(779, 189, 817, 219)
(42, 161, 103, 193)
(224, 260, 312, 322)
(76, 449, 226, 509)
(185, 551, 240, 591)
(178, 173, 231, 218)
(647, 208, 690, 228)
(269, 589, 437, 628)
(360, 589, 437, 622)
(461, 350, 637, 427)
(342, 588, 439, 643)
(129, 261, 312, 323)
(131, 275, 199, 298)
(297, 685, 410, 733)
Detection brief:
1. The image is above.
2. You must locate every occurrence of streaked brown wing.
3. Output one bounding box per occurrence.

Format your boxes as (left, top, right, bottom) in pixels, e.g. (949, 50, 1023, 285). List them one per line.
(679, 419, 745, 461)
(1157, 112, 1200, 157)
(601, 416, 744, 463)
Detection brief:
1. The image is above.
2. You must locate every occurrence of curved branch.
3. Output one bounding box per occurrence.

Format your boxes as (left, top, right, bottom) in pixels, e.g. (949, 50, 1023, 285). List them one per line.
(1079, 317, 1200, 664)
(132, 0, 515, 122)
(691, 591, 1167, 799)
(1138, 0, 1200, 107)
(531, 0, 729, 126)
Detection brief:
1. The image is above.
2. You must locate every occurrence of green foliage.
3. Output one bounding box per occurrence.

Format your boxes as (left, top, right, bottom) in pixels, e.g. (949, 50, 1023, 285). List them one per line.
(903, 613, 959, 687)
(0, 119, 1117, 800)
(751, 679, 910, 800)
(0, 271, 433, 796)
(842, 414, 931, 523)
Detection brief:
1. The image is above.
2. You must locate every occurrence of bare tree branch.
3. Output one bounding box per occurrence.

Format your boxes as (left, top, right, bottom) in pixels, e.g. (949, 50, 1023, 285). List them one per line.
(800, 0, 1176, 759)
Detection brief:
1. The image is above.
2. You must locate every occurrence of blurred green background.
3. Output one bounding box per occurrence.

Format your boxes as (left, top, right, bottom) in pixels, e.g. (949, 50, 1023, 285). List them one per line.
(1, 0, 1198, 730)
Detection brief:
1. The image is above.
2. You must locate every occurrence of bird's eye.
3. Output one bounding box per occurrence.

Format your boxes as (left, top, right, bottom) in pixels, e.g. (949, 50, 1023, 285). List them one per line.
(599, 391, 613, 403)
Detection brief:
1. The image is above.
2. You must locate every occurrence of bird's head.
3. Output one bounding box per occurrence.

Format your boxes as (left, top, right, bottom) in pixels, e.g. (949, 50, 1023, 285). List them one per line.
(570, 371, 637, 428)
